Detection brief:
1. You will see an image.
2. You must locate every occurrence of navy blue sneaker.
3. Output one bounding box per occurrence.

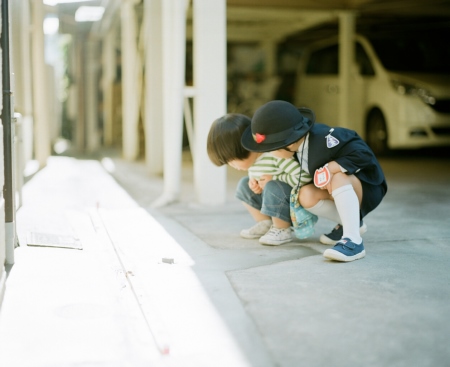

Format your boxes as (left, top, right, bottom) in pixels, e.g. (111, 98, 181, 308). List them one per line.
(320, 221, 367, 245)
(323, 237, 366, 262)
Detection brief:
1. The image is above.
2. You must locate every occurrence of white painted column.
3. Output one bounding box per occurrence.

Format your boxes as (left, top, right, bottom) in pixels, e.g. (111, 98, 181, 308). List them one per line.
(102, 26, 116, 147)
(11, 0, 33, 166)
(19, 0, 33, 165)
(143, 0, 164, 174)
(338, 11, 356, 129)
(0, 0, 5, 293)
(46, 64, 58, 144)
(10, 1, 32, 211)
(262, 40, 276, 78)
(85, 39, 100, 152)
(74, 36, 85, 151)
(121, 0, 140, 160)
(31, 0, 51, 166)
(151, 0, 187, 207)
(193, 0, 227, 205)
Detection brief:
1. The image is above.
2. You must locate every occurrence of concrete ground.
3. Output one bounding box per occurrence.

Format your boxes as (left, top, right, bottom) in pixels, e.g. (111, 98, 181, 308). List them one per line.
(0, 148, 449, 367)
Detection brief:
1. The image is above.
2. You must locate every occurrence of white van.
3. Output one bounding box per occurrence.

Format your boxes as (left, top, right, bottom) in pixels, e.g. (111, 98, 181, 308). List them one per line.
(294, 33, 450, 155)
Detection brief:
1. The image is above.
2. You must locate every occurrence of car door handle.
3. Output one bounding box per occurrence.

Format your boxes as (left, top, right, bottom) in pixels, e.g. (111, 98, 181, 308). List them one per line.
(327, 84, 339, 94)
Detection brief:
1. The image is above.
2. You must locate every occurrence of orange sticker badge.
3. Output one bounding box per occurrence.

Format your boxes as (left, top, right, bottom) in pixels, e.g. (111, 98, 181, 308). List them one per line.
(314, 165, 331, 188)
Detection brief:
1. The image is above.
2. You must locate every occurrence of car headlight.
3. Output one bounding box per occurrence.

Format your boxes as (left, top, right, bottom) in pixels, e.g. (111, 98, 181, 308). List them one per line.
(390, 79, 436, 105)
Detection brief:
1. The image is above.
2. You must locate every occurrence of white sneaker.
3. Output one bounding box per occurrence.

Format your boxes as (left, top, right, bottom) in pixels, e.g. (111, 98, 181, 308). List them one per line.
(240, 220, 272, 239)
(259, 226, 293, 246)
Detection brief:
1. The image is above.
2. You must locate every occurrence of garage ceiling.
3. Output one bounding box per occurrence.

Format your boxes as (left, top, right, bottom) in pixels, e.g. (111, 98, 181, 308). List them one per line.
(225, 0, 450, 42)
(227, 0, 450, 16)
(53, 0, 450, 43)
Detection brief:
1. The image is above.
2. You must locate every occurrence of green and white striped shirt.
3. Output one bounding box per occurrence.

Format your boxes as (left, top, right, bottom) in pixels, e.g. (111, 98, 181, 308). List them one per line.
(248, 152, 311, 188)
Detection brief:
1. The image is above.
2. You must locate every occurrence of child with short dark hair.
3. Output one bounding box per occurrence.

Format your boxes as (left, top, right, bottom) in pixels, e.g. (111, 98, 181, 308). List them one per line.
(207, 113, 309, 245)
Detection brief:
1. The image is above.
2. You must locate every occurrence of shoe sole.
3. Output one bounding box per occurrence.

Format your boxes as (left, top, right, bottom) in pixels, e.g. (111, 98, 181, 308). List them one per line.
(319, 222, 368, 246)
(323, 249, 366, 262)
(259, 238, 293, 246)
(240, 233, 263, 239)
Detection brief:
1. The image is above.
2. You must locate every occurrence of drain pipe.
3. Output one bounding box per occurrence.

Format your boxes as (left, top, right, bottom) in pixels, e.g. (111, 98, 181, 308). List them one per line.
(2, 0, 16, 265)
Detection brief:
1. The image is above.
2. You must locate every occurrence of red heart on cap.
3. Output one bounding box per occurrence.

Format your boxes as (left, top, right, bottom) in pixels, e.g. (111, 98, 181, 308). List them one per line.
(254, 133, 266, 143)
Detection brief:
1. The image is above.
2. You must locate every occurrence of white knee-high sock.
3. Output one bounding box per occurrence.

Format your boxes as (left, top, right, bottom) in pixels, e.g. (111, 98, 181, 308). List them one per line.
(305, 199, 341, 224)
(332, 184, 362, 244)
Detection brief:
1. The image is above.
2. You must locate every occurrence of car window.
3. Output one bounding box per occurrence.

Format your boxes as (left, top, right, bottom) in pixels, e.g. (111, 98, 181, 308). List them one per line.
(305, 43, 375, 76)
(356, 42, 375, 76)
(306, 45, 338, 75)
(369, 35, 450, 73)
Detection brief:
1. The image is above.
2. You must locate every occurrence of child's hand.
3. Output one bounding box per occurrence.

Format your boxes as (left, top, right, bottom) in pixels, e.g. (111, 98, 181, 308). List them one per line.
(322, 180, 333, 195)
(249, 178, 263, 194)
(258, 174, 273, 189)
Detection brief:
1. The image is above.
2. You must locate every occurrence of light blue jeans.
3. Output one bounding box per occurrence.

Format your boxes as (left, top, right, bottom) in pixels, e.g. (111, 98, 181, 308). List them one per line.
(235, 176, 292, 223)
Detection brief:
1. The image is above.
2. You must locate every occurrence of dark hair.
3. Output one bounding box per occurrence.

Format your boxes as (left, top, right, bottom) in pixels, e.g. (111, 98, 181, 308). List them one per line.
(207, 113, 251, 166)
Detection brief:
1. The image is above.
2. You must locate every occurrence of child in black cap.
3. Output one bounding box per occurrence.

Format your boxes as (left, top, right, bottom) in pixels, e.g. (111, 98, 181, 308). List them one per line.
(241, 100, 387, 262)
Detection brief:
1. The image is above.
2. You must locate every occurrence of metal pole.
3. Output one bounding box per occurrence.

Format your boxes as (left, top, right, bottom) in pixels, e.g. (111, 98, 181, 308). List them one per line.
(1, 0, 16, 264)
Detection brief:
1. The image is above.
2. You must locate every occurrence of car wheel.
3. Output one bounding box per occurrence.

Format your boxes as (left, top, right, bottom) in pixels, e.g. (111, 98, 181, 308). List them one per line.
(366, 110, 388, 156)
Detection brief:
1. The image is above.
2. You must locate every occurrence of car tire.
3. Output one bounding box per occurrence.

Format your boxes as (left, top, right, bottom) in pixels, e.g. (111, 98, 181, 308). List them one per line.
(366, 110, 389, 156)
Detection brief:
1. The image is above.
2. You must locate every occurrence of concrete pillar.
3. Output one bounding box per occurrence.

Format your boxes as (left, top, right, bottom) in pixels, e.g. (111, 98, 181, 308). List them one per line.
(143, 0, 164, 174)
(85, 39, 100, 152)
(10, 0, 32, 208)
(46, 64, 58, 144)
(31, 0, 51, 166)
(338, 11, 356, 129)
(0, 0, 6, 299)
(10, 0, 33, 154)
(10, 0, 32, 136)
(193, 0, 227, 205)
(151, 0, 187, 207)
(74, 36, 85, 151)
(14, 0, 33, 165)
(102, 26, 116, 147)
(262, 40, 276, 78)
(121, 0, 140, 160)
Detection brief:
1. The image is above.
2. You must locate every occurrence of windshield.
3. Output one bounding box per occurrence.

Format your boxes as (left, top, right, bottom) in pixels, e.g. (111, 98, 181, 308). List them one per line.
(369, 34, 450, 74)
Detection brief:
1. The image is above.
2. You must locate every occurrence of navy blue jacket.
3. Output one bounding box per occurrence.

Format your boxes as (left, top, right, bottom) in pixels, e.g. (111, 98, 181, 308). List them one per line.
(302, 123, 387, 189)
